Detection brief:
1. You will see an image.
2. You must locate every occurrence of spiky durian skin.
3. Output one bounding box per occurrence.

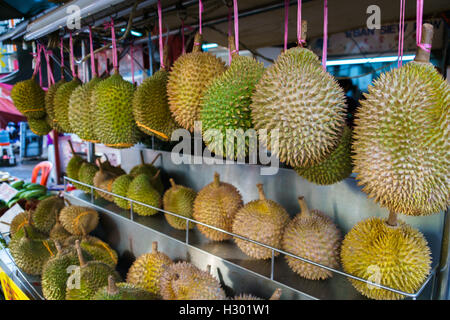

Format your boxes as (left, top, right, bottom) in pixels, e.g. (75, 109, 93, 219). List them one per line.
(77, 162, 99, 193)
(45, 79, 66, 131)
(68, 77, 102, 142)
(163, 185, 197, 230)
(11, 224, 47, 241)
(53, 78, 82, 133)
(92, 73, 139, 148)
(32, 196, 65, 234)
(65, 262, 121, 300)
(93, 282, 159, 300)
(233, 294, 263, 300)
(129, 165, 164, 194)
(59, 206, 99, 235)
(282, 211, 341, 280)
(11, 78, 46, 119)
(126, 251, 173, 295)
(41, 247, 92, 300)
(167, 52, 226, 132)
(251, 47, 346, 167)
(295, 126, 353, 185)
(193, 180, 243, 241)
(64, 235, 118, 268)
(232, 200, 289, 259)
(159, 262, 226, 300)
(127, 174, 161, 216)
(133, 70, 179, 141)
(200, 56, 265, 160)
(112, 174, 134, 209)
(8, 237, 56, 275)
(341, 217, 432, 300)
(66, 156, 84, 182)
(27, 117, 52, 136)
(353, 62, 449, 216)
(49, 223, 72, 243)
(10, 211, 31, 237)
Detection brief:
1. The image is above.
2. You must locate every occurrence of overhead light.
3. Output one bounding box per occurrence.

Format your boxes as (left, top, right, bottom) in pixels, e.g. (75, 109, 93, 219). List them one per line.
(326, 55, 415, 66)
(121, 28, 143, 37)
(202, 43, 218, 50)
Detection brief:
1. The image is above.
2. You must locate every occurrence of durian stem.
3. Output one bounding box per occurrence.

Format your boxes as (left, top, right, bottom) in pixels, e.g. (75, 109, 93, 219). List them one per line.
(213, 172, 221, 187)
(64, 198, 72, 207)
(298, 20, 308, 47)
(162, 45, 169, 70)
(23, 226, 29, 239)
(414, 23, 433, 63)
(298, 196, 311, 218)
(257, 184, 266, 200)
(75, 240, 86, 267)
(169, 179, 176, 188)
(107, 275, 119, 295)
(152, 170, 161, 181)
(150, 153, 162, 166)
(269, 288, 282, 300)
(386, 211, 398, 227)
(192, 33, 203, 53)
(151, 241, 158, 253)
(229, 36, 238, 59)
(68, 140, 76, 155)
(54, 240, 62, 255)
(140, 150, 145, 165)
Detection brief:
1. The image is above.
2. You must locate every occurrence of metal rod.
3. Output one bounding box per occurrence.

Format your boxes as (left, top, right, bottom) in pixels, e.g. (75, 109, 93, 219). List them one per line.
(271, 249, 275, 280)
(130, 201, 134, 221)
(185, 220, 189, 245)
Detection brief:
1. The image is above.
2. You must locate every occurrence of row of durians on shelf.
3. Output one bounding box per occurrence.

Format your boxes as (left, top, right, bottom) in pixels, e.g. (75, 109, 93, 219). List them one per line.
(7, 195, 282, 300)
(11, 27, 449, 218)
(66, 150, 432, 300)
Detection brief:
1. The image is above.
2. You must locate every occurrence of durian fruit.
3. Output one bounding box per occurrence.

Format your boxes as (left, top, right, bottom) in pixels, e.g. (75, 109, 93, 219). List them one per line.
(45, 79, 66, 131)
(77, 161, 99, 193)
(193, 172, 243, 241)
(100, 155, 126, 177)
(27, 117, 52, 136)
(65, 240, 121, 300)
(126, 242, 173, 296)
(200, 37, 265, 160)
(250, 46, 346, 168)
(163, 179, 196, 230)
(10, 212, 47, 241)
(232, 184, 289, 259)
(11, 76, 46, 119)
(66, 140, 85, 188)
(49, 222, 72, 243)
(129, 152, 164, 194)
(167, 33, 226, 132)
(233, 288, 282, 300)
(32, 195, 65, 234)
(93, 159, 119, 201)
(10, 211, 32, 237)
(352, 24, 449, 216)
(93, 275, 159, 300)
(340, 211, 432, 300)
(295, 126, 353, 185)
(59, 205, 99, 236)
(41, 241, 92, 300)
(68, 76, 102, 142)
(8, 227, 56, 275)
(133, 68, 179, 141)
(111, 174, 134, 209)
(53, 77, 82, 133)
(64, 235, 118, 268)
(92, 71, 139, 148)
(127, 173, 161, 216)
(282, 197, 341, 280)
(159, 263, 226, 300)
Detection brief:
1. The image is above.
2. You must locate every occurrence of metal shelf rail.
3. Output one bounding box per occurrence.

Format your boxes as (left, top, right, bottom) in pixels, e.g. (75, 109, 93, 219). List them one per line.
(63, 176, 439, 300)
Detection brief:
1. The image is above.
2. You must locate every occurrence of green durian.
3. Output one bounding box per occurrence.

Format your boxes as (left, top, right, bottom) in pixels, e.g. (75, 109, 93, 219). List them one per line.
(53, 77, 82, 133)
(11, 76, 46, 119)
(129, 151, 163, 194)
(111, 174, 134, 209)
(127, 174, 161, 216)
(49, 222, 72, 243)
(66, 140, 86, 190)
(27, 117, 52, 136)
(163, 179, 196, 230)
(93, 276, 159, 300)
(64, 235, 118, 268)
(45, 79, 66, 131)
(10, 211, 32, 237)
(77, 161, 99, 193)
(59, 205, 99, 236)
(32, 195, 65, 234)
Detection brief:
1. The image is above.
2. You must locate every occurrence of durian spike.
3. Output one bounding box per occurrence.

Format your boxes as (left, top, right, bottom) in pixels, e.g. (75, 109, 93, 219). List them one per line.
(297, 196, 311, 218)
(107, 275, 119, 295)
(213, 172, 221, 187)
(150, 153, 162, 166)
(68, 140, 76, 155)
(151, 241, 158, 253)
(162, 45, 170, 70)
(169, 178, 176, 188)
(192, 33, 203, 53)
(298, 20, 308, 47)
(256, 183, 266, 200)
(228, 36, 239, 59)
(386, 211, 398, 227)
(415, 23, 433, 63)
(269, 288, 282, 300)
(75, 239, 86, 267)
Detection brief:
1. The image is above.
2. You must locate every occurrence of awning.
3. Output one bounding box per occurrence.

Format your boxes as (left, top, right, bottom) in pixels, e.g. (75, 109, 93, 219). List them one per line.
(0, 83, 26, 128)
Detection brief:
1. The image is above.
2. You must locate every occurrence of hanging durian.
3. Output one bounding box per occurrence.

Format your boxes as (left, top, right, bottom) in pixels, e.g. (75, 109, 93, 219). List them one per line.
(93, 275, 159, 300)
(193, 172, 243, 241)
(295, 126, 353, 185)
(200, 36, 265, 160)
(32, 195, 65, 234)
(352, 24, 449, 216)
(250, 24, 346, 168)
(126, 242, 173, 296)
(59, 204, 99, 236)
(340, 212, 432, 300)
(168, 33, 226, 132)
(232, 184, 289, 259)
(159, 263, 226, 300)
(282, 197, 341, 280)
(45, 79, 66, 132)
(53, 77, 82, 133)
(127, 173, 161, 216)
(163, 179, 197, 230)
(27, 117, 52, 136)
(11, 76, 46, 119)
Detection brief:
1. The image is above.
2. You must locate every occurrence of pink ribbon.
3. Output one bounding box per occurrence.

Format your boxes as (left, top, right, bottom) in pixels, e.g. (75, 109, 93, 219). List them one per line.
(69, 32, 76, 78)
(199, 0, 203, 35)
(284, 0, 289, 51)
(228, 6, 232, 63)
(397, 0, 406, 67)
(297, 0, 306, 46)
(43, 46, 55, 86)
(233, 0, 239, 55)
(322, 0, 327, 69)
(104, 19, 118, 71)
(416, 0, 431, 52)
(130, 45, 135, 83)
(60, 37, 64, 79)
(89, 26, 97, 77)
(157, 0, 165, 69)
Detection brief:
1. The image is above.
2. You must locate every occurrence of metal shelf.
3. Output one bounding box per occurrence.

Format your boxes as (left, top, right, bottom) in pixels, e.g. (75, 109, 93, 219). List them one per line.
(63, 176, 439, 300)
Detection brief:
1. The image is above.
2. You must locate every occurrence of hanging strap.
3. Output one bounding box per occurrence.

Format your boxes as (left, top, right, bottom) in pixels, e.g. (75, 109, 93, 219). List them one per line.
(43, 46, 55, 86)
(199, 0, 203, 35)
(89, 26, 97, 77)
(297, 0, 306, 46)
(157, 0, 165, 69)
(104, 19, 118, 72)
(284, 0, 289, 51)
(69, 32, 77, 78)
(233, 0, 239, 55)
(60, 37, 65, 79)
(228, 6, 232, 63)
(397, 0, 406, 67)
(416, 0, 431, 52)
(322, 0, 328, 69)
(130, 44, 135, 83)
